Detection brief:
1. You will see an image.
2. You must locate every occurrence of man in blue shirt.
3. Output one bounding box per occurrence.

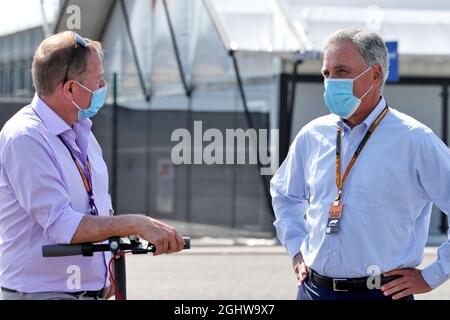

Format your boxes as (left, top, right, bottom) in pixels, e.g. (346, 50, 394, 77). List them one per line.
(271, 29, 450, 300)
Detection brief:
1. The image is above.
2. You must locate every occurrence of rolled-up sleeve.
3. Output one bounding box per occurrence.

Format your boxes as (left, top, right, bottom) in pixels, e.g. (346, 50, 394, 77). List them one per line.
(270, 132, 310, 258)
(414, 130, 450, 289)
(2, 134, 85, 244)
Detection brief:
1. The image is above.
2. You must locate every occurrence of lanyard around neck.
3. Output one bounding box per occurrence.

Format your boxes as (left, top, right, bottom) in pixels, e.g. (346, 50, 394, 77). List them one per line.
(58, 136, 98, 215)
(335, 106, 389, 201)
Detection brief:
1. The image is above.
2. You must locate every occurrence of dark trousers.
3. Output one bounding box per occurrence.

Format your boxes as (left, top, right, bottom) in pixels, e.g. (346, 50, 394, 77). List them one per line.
(297, 276, 415, 301)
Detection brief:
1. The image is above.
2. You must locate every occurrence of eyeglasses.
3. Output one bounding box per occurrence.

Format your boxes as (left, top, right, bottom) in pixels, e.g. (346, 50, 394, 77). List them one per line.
(63, 33, 88, 84)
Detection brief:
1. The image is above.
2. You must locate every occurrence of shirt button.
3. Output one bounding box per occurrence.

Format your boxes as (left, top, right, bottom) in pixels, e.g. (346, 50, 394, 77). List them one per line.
(332, 252, 337, 257)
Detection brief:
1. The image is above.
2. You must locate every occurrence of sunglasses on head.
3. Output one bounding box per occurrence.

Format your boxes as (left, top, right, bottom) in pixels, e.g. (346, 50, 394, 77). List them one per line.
(63, 33, 88, 84)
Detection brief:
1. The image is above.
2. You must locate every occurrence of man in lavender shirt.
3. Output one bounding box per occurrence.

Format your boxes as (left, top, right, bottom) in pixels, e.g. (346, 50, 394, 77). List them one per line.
(0, 31, 185, 300)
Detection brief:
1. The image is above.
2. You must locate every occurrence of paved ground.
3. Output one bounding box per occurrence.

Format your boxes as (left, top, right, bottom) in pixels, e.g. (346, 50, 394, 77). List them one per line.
(123, 241, 450, 300)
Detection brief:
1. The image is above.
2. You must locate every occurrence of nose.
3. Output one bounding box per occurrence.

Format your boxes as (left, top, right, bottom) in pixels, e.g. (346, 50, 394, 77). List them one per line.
(99, 78, 106, 88)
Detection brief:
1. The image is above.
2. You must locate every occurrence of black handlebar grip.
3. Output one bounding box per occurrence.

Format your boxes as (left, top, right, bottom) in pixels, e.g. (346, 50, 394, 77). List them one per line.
(147, 237, 191, 253)
(42, 244, 84, 257)
(183, 237, 191, 249)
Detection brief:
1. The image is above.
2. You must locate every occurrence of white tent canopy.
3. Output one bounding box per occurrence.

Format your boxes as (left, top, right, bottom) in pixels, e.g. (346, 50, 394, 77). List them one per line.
(204, 0, 307, 56)
(280, 0, 450, 76)
(53, 0, 450, 91)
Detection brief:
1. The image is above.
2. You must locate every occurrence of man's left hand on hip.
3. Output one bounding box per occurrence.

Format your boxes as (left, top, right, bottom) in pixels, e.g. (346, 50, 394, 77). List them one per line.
(381, 268, 432, 299)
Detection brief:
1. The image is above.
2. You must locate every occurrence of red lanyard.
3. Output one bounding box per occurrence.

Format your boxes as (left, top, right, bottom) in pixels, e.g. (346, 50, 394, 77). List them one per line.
(326, 106, 389, 234)
(335, 106, 389, 202)
(58, 136, 98, 215)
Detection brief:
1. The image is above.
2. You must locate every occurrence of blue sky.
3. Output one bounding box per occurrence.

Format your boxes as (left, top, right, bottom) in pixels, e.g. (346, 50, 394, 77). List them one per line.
(0, 0, 60, 36)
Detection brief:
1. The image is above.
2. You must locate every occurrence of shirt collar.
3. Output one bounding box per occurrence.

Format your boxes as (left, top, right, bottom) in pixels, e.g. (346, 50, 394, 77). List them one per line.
(73, 117, 93, 138)
(362, 96, 387, 128)
(31, 93, 93, 136)
(31, 93, 70, 136)
(337, 96, 387, 131)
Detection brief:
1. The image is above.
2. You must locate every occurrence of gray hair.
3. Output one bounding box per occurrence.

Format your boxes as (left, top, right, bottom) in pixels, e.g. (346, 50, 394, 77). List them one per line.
(32, 31, 103, 96)
(324, 29, 389, 91)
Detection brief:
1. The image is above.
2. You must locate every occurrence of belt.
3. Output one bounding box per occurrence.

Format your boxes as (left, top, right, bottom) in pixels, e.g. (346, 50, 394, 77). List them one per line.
(1, 286, 107, 299)
(308, 269, 400, 292)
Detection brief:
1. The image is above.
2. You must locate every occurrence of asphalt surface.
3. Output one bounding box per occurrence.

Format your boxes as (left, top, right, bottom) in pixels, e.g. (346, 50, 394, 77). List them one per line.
(122, 243, 450, 300)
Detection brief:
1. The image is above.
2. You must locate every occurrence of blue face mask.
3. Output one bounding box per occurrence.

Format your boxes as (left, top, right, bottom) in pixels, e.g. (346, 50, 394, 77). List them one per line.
(323, 67, 373, 119)
(72, 81, 107, 120)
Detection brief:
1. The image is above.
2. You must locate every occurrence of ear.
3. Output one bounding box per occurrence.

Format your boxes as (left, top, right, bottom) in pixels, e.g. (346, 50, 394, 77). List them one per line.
(61, 80, 75, 101)
(372, 64, 383, 87)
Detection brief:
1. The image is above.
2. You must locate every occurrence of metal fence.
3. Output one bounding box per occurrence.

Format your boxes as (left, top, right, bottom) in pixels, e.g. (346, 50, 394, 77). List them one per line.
(0, 90, 275, 239)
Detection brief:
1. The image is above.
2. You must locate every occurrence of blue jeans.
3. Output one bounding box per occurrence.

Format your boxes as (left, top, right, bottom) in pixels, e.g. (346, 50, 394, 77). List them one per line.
(297, 276, 415, 301)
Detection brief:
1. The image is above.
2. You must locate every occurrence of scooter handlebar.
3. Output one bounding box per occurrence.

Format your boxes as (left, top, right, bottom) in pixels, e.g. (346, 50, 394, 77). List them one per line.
(42, 237, 191, 257)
